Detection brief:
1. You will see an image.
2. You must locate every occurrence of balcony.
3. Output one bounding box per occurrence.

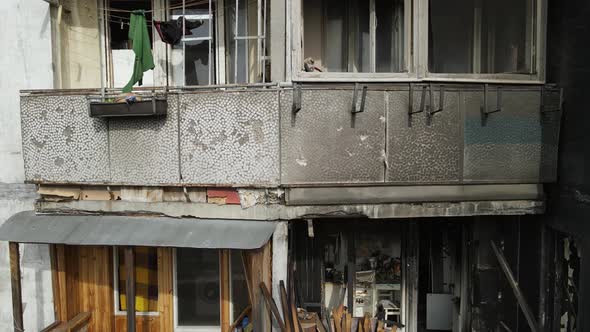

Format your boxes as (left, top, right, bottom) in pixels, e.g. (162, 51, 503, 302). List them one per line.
(19, 84, 562, 191)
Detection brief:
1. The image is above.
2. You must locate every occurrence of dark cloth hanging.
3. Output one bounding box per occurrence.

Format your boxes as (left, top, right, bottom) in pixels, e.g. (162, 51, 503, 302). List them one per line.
(154, 16, 204, 45)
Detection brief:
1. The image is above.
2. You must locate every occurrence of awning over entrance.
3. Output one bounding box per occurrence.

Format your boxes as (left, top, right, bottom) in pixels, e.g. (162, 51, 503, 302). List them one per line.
(0, 211, 277, 249)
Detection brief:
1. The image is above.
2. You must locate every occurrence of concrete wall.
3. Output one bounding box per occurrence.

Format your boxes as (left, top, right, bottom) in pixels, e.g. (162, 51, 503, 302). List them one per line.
(53, 0, 102, 88)
(0, 0, 55, 330)
(545, 0, 590, 330)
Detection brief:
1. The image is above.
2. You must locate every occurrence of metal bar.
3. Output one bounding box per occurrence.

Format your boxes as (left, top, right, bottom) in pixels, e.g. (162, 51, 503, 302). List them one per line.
(125, 246, 136, 332)
(208, 0, 213, 85)
(234, 35, 266, 40)
(490, 241, 539, 332)
(183, 0, 186, 86)
(9, 242, 23, 332)
(171, 14, 212, 20)
(262, 0, 267, 82)
(181, 36, 213, 42)
(234, 0, 239, 84)
(257, 0, 262, 82)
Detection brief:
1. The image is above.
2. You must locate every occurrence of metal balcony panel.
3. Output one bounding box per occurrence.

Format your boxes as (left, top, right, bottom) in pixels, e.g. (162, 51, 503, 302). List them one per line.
(179, 91, 280, 185)
(108, 94, 180, 185)
(540, 88, 563, 182)
(280, 89, 386, 184)
(463, 90, 543, 182)
(20, 95, 110, 183)
(386, 89, 463, 183)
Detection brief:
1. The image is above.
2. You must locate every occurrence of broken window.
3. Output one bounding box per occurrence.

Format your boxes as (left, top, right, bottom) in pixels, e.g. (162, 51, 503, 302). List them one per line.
(429, 0, 536, 74)
(116, 247, 159, 313)
(168, 0, 268, 86)
(302, 0, 407, 73)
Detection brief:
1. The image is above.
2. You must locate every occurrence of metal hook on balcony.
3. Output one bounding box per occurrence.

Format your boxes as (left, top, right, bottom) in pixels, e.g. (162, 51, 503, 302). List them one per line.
(481, 84, 503, 126)
(352, 83, 367, 114)
(292, 83, 302, 114)
(427, 83, 444, 125)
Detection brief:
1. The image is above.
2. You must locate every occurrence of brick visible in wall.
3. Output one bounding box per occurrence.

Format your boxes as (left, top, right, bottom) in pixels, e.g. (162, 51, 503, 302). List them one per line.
(207, 189, 240, 205)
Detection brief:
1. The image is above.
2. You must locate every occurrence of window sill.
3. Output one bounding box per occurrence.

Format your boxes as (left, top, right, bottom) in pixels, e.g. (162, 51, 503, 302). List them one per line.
(294, 71, 419, 82)
(424, 73, 545, 85)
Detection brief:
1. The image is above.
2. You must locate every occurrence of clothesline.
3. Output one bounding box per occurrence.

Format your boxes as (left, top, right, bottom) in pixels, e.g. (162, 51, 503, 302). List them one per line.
(99, 0, 262, 14)
(98, 0, 211, 13)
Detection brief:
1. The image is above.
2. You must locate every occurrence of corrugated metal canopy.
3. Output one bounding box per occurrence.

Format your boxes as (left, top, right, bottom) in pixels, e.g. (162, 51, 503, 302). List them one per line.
(0, 211, 277, 249)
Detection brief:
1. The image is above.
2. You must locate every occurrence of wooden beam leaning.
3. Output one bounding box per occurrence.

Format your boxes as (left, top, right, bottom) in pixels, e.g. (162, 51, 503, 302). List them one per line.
(259, 282, 287, 332)
(9, 242, 23, 332)
(279, 281, 294, 332)
(490, 241, 539, 332)
(124, 247, 136, 332)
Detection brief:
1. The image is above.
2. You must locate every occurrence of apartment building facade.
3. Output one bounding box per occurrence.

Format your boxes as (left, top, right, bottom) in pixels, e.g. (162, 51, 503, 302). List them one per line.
(0, 0, 585, 331)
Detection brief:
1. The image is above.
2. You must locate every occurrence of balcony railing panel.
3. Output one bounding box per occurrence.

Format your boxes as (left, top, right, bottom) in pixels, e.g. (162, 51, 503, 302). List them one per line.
(280, 89, 387, 185)
(20, 84, 562, 187)
(386, 89, 463, 183)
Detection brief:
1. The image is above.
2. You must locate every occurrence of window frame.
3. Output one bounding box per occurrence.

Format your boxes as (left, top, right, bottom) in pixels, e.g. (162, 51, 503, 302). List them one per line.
(112, 247, 160, 317)
(421, 0, 547, 83)
(291, 0, 417, 82)
(172, 248, 223, 332)
(289, 0, 547, 83)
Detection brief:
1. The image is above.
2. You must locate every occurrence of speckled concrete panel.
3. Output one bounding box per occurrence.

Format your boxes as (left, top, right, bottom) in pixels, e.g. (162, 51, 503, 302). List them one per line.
(281, 89, 386, 184)
(21, 95, 110, 183)
(386, 90, 462, 183)
(179, 91, 279, 185)
(108, 94, 180, 184)
(463, 90, 543, 182)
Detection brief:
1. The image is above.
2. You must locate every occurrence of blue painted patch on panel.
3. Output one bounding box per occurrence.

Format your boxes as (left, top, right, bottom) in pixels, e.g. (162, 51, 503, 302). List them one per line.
(464, 117, 541, 145)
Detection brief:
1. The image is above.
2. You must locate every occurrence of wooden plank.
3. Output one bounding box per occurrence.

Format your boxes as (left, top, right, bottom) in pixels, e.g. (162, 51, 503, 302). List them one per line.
(228, 305, 252, 332)
(246, 241, 272, 332)
(241, 251, 254, 304)
(125, 247, 136, 332)
(260, 282, 287, 332)
(9, 242, 23, 332)
(490, 241, 539, 332)
(220, 250, 231, 332)
(288, 262, 302, 332)
(344, 313, 351, 332)
(49, 245, 63, 322)
(53, 244, 69, 322)
(158, 248, 174, 332)
(280, 281, 294, 332)
(351, 318, 359, 332)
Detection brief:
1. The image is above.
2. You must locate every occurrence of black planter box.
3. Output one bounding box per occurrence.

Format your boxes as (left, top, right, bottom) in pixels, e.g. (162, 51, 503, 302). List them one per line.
(89, 98, 167, 118)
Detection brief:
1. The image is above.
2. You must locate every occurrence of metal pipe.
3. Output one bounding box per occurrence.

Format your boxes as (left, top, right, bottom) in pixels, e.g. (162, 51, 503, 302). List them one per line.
(234, 0, 239, 84)
(208, 0, 212, 84)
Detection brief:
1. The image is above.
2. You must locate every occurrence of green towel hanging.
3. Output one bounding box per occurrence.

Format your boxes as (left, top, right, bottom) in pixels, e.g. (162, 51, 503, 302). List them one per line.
(123, 10, 155, 93)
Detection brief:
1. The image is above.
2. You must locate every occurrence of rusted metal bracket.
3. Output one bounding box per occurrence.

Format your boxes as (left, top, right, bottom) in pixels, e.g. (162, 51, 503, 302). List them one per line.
(352, 83, 367, 113)
(490, 241, 540, 332)
(292, 84, 302, 114)
(427, 83, 444, 125)
(481, 84, 503, 126)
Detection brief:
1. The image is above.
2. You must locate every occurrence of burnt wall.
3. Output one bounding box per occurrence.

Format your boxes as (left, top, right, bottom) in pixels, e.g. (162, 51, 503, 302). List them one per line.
(545, 0, 590, 330)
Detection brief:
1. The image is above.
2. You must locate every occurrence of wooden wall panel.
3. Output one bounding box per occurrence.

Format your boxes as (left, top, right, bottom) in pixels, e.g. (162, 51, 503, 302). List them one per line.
(244, 240, 273, 332)
(158, 248, 174, 332)
(114, 315, 160, 332)
(59, 245, 175, 332)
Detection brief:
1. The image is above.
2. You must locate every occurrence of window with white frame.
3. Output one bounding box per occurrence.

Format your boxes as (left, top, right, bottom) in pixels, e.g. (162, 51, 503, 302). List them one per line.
(169, 0, 268, 86)
(302, 0, 408, 73)
(428, 0, 537, 75)
(174, 248, 250, 331)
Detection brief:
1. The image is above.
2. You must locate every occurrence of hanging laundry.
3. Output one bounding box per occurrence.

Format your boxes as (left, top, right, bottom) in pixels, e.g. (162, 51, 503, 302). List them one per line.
(154, 16, 204, 46)
(123, 10, 154, 93)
